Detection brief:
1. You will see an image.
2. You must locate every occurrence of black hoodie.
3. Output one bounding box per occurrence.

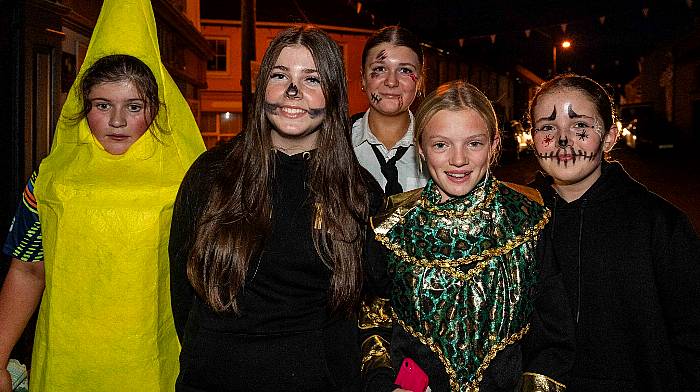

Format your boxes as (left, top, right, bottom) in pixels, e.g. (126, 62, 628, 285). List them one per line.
(531, 160, 700, 391)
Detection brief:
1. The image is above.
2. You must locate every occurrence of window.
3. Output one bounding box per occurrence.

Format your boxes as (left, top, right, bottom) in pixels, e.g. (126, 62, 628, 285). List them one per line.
(200, 111, 242, 148)
(206, 38, 228, 72)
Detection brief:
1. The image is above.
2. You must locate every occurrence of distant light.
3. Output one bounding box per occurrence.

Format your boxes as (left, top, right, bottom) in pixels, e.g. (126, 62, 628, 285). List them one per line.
(223, 112, 231, 120)
(561, 40, 572, 49)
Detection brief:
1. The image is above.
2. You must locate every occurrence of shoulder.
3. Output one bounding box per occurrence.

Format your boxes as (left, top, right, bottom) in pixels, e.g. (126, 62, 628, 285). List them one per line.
(370, 187, 423, 230)
(501, 181, 544, 205)
(496, 181, 549, 228)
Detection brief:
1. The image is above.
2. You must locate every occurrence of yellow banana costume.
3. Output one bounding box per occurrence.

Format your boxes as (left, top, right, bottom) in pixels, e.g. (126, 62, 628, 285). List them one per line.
(31, 0, 205, 389)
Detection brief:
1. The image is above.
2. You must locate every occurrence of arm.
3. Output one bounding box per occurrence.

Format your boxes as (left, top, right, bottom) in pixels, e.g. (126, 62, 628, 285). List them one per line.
(0, 259, 45, 370)
(521, 234, 575, 391)
(653, 211, 700, 391)
(169, 151, 215, 342)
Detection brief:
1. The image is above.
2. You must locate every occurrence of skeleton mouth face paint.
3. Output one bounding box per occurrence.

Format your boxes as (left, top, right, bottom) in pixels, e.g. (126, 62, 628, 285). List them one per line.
(362, 43, 421, 117)
(531, 89, 608, 187)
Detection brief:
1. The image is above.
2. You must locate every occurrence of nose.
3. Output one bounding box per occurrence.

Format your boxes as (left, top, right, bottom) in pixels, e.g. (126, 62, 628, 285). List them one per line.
(557, 134, 570, 148)
(285, 83, 301, 99)
(449, 145, 468, 167)
(109, 110, 126, 128)
(384, 70, 399, 88)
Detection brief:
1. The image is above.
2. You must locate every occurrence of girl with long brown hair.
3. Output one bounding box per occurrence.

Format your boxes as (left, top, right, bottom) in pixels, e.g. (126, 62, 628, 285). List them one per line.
(169, 26, 379, 391)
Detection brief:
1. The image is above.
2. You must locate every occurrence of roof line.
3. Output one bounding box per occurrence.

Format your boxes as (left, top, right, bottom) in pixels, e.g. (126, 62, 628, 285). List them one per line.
(201, 19, 376, 35)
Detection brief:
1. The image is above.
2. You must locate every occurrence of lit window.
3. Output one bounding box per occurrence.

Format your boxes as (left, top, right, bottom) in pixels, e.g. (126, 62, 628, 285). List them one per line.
(206, 38, 228, 72)
(201, 111, 242, 148)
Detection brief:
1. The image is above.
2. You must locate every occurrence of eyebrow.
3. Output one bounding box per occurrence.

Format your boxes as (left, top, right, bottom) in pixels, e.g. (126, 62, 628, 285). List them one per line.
(89, 97, 144, 102)
(272, 65, 319, 74)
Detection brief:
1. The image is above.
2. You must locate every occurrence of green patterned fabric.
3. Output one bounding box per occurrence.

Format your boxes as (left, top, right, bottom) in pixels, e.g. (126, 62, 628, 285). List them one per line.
(374, 175, 549, 390)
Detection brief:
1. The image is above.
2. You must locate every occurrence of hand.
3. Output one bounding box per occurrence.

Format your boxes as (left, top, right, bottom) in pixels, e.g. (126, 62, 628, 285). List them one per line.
(0, 368, 12, 392)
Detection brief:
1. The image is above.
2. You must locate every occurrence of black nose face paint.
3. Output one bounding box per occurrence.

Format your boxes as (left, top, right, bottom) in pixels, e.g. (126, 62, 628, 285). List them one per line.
(285, 83, 299, 98)
(558, 135, 570, 148)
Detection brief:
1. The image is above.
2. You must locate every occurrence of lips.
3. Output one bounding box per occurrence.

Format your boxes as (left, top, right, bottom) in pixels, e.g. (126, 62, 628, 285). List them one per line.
(107, 134, 130, 141)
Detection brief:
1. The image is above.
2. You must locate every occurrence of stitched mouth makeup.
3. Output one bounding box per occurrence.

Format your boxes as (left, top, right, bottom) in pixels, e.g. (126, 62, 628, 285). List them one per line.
(534, 147, 596, 167)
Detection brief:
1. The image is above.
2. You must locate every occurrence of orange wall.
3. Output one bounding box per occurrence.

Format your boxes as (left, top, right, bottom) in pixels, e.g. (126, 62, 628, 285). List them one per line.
(201, 23, 372, 116)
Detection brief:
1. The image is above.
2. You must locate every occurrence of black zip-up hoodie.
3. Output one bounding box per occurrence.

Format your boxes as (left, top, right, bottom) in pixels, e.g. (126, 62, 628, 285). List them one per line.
(531, 160, 700, 391)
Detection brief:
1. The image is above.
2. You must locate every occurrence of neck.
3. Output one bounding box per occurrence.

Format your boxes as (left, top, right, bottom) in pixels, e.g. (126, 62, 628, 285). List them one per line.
(270, 130, 318, 155)
(368, 109, 410, 149)
(552, 165, 602, 202)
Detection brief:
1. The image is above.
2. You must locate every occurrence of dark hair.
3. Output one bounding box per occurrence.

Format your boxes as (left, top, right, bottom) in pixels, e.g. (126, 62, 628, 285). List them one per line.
(415, 80, 501, 165)
(77, 54, 164, 135)
(527, 73, 617, 137)
(362, 26, 424, 70)
(187, 26, 370, 315)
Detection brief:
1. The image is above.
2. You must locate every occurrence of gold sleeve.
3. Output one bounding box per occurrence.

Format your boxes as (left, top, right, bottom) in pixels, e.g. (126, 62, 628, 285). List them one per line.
(359, 297, 393, 374)
(521, 372, 566, 391)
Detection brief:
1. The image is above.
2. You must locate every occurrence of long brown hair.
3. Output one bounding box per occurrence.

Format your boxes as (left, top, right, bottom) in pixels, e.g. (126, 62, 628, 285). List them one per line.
(187, 26, 370, 315)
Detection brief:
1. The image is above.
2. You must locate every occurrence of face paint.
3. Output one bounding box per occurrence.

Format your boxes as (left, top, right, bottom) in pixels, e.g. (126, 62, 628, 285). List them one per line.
(534, 147, 597, 167)
(408, 72, 419, 83)
(264, 101, 279, 115)
(576, 129, 589, 141)
(543, 134, 554, 147)
(545, 106, 556, 121)
(362, 43, 420, 117)
(371, 92, 382, 104)
(285, 83, 299, 98)
(567, 103, 579, 118)
(307, 107, 326, 119)
(375, 49, 387, 62)
(557, 135, 570, 148)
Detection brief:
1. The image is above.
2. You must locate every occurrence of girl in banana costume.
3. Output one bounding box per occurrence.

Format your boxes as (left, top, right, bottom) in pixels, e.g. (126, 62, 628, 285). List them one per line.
(0, 0, 205, 390)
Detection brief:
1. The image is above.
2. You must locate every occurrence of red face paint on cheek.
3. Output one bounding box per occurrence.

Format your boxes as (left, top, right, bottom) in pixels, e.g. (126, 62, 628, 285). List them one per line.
(408, 73, 418, 83)
(543, 134, 554, 147)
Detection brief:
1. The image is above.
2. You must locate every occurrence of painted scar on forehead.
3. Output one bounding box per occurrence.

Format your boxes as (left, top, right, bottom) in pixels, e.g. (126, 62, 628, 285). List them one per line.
(375, 49, 387, 62)
(285, 83, 299, 98)
(576, 129, 590, 141)
(535, 146, 597, 167)
(263, 101, 326, 118)
(567, 103, 579, 118)
(370, 92, 381, 104)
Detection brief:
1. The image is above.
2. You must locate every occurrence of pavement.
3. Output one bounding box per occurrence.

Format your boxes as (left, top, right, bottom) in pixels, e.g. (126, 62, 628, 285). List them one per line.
(492, 146, 700, 234)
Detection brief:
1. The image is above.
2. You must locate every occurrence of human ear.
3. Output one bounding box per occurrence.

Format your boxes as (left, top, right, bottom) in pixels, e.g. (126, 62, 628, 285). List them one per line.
(603, 124, 619, 152)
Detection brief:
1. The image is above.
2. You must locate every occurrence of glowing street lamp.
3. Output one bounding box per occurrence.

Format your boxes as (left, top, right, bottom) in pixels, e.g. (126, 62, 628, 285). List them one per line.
(553, 39, 572, 75)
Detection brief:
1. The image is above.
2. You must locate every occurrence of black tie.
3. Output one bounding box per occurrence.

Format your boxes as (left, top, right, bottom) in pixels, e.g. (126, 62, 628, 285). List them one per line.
(370, 144, 409, 196)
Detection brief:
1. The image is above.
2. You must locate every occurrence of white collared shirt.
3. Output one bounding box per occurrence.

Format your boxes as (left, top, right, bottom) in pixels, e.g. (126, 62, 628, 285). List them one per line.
(351, 110, 428, 193)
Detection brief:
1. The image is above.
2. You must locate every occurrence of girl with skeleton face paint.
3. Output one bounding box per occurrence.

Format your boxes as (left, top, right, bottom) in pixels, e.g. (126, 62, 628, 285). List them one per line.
(530, 79, 617, 201)
(527, 74, 700, 391)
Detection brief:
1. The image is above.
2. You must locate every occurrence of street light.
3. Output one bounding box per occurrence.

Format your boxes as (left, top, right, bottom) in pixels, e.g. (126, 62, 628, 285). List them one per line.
(553, 39, 572, 75)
